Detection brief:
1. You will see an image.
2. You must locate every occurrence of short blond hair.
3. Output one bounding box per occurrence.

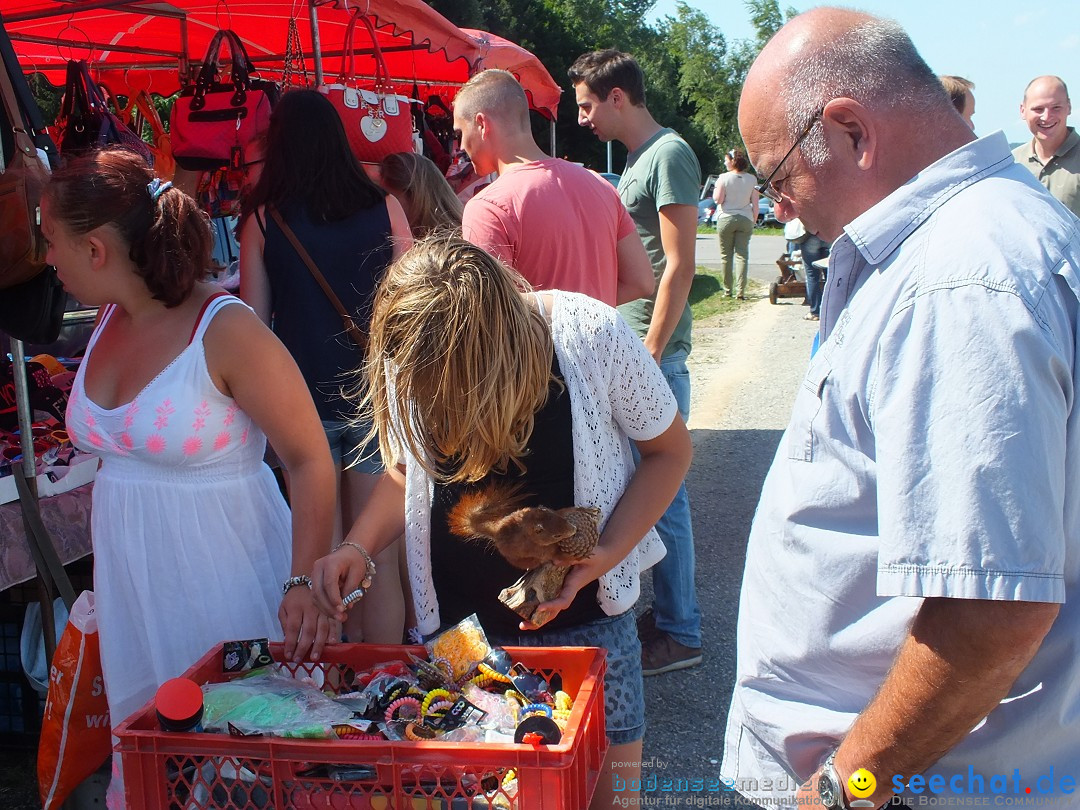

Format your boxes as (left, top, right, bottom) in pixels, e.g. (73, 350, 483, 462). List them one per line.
(939, 75, 974, 114)
(454, 69, 531, 131)
(362, 234, 554, 483)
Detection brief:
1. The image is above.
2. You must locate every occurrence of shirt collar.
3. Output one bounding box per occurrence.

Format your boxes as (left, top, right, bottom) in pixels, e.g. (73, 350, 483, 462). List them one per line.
(1016, 126, 1077, 165)
(1058, 126, 1080, 158)
(841, 131, 1014, 267)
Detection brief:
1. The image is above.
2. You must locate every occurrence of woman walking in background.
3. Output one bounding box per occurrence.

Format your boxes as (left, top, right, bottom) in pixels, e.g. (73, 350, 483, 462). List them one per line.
(713, 148, 759, 299)
(378, 151, 463, 238)
(239, 89, 412, 645)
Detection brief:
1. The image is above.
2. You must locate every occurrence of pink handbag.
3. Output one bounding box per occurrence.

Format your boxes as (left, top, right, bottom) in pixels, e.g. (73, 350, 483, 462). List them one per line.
(170, 30, 279, 171)
(319, 13, 413, 163)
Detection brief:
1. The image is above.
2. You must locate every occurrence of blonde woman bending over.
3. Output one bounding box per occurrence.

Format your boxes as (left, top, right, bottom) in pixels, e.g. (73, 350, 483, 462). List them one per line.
(311, 235, 692, 809)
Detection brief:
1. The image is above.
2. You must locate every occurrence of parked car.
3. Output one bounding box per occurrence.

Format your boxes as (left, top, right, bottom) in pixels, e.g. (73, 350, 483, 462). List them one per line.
(757, 196, 779, 227)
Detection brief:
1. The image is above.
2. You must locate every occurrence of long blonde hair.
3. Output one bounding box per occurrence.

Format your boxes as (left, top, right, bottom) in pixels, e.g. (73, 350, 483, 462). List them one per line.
(379, 152, 464, 238)
(363, 234, 554, 483)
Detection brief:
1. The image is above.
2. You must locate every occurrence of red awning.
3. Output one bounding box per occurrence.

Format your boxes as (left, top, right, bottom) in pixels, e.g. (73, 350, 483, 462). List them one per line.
(3, 0, 560, 118)
(462, 28, 560, 120)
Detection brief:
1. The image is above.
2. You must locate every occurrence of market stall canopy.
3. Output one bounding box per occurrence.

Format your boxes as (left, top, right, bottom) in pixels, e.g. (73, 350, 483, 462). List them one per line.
(461, 28, 560, 120)
(3, 0, 559, 118)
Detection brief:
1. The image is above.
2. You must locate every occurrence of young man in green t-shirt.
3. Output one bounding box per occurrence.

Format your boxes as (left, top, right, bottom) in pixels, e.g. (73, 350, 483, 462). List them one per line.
(570, 49, 704, 677)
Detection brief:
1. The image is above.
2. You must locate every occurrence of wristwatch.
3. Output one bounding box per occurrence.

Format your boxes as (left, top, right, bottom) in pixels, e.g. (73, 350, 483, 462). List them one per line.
(816, 749, 849, 810)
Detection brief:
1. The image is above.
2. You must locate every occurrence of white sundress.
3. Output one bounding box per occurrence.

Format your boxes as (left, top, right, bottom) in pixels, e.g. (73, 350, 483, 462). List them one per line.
(65, 294, 292, 731)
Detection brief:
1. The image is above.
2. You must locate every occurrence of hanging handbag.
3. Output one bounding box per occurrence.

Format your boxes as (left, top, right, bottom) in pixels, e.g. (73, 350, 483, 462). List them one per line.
(56, 60, 153, 165)
(319, 13, 414, 163)
(101, 80, 176, 181)
(0, 44, 50, 291)
(0, 267, 66, 344)
(171, 30, 279, 171)
(268, 207, 368, 350)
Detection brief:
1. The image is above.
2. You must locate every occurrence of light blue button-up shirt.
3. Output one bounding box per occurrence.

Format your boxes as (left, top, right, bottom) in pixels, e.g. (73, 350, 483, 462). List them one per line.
(722, 132, 1080, 803)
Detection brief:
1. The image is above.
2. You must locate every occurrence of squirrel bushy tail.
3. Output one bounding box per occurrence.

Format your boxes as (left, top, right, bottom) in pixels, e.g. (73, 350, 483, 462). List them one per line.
(447, 482, 528, 542)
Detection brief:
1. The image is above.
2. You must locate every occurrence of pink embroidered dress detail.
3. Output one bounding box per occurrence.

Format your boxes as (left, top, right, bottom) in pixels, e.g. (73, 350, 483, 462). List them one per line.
(65, 294, 292, 736)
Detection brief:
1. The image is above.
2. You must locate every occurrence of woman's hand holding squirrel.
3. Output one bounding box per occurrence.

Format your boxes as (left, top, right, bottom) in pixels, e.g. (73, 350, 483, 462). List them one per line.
(279, 585, 336, 663)
(518, 544, 622, 631)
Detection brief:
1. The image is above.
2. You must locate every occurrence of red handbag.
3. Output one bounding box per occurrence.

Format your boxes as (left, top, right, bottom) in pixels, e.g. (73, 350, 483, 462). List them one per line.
(170, 30, 279, 171)
(319, 13, 414, 163)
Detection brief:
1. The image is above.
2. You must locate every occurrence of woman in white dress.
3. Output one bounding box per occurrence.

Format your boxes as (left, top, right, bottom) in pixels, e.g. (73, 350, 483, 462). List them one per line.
(43, 147, 336, 805)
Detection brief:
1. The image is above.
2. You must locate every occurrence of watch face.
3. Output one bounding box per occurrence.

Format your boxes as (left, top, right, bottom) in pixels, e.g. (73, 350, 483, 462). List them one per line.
(819, 772, 841, 808)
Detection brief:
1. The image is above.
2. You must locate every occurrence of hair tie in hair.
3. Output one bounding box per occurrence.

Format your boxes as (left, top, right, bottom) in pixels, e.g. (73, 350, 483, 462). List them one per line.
(147, 178, 173, 202)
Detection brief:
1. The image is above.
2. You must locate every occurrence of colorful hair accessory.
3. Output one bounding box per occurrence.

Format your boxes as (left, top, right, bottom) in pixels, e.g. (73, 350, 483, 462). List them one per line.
(554, 691, 573, 712)
(427, 699, 454, 716)
(421, 689, 453, 716)
(520, 703, 553, 719)
(342, 586, 366, 607)
(384, 696, 422, 724)
(430, 656, 454, 679)
(467, 673, 495, 689)
(404, 721, 437, 741)
(147, 178, 173, 202)
(477, 662, 512, 683)
(337, 731, 384, 741)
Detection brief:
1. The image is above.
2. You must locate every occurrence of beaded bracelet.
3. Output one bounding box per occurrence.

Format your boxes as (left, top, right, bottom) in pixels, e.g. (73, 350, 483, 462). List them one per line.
(282, 575, 312, 595)
(334, 541, 376, 588)
(384, 696, 422, 724)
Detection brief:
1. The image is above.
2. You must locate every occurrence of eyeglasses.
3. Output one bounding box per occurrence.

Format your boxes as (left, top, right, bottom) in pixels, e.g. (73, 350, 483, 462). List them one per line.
(755, 110, 823, 204)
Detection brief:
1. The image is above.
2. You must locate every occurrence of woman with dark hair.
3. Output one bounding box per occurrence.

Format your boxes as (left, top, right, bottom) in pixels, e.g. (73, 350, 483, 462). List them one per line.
(239, 89, 412, 645)
(713, 147, 760, 299)
(45, 147, 336, 802)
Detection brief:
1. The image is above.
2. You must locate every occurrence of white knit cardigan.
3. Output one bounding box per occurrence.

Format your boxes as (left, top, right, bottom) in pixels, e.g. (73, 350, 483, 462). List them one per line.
(402, 291, 677, 635)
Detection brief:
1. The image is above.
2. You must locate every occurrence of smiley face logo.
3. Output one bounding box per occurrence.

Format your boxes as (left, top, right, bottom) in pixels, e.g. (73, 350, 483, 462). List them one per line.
(848, 768, 876, 799)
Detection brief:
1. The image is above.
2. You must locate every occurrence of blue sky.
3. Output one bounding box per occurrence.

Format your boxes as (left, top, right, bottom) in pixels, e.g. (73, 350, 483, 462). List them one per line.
(647, 0, 1077, 146)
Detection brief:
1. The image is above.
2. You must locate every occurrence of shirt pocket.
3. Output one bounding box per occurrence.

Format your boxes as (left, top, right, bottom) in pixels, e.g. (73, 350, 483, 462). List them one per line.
(787, 351, 832, 462)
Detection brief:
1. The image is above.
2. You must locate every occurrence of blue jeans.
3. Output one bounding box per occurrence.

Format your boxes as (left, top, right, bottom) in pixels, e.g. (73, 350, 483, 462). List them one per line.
(636, 353, 702, 648)
(801, 234, 829, 316)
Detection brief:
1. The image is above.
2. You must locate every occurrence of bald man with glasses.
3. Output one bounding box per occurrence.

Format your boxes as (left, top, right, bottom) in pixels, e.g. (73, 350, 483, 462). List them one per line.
(722, 8, 1080, 810)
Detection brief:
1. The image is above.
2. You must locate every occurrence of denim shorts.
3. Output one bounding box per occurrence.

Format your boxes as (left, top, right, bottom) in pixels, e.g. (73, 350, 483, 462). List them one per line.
(322, 418, 383, 474)
(489, 610, 645, 745)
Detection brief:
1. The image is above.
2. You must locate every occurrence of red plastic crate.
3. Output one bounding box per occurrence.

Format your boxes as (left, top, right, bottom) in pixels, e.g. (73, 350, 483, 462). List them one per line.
(114, 643, 608, 809)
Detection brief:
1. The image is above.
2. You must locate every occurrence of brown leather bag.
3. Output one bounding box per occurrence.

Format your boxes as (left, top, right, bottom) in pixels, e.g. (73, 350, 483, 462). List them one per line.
(0, 54, 49, 290)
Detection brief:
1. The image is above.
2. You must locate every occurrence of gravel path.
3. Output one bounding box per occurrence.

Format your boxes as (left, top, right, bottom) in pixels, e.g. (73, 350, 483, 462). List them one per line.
(635, 292, 819, 806)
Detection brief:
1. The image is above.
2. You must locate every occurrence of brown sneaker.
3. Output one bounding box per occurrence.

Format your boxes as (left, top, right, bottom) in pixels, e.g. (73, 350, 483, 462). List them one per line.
(641, 632, 703, 676)
(636, 608, 663, 643)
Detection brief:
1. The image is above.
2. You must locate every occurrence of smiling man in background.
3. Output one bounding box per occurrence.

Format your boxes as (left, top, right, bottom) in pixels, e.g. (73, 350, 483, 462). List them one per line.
(1013, 75, 1080, 218)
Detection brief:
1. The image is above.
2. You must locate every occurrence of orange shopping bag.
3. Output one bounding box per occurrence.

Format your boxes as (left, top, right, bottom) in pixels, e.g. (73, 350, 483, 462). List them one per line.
(38, 591, 111, 810)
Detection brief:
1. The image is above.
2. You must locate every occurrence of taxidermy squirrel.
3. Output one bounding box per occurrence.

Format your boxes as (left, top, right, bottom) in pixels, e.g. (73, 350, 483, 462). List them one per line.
(448, 482, 601, 626)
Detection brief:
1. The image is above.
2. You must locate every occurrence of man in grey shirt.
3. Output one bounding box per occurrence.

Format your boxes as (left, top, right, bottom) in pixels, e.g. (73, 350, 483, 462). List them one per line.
(1012, 75, 1080, 218)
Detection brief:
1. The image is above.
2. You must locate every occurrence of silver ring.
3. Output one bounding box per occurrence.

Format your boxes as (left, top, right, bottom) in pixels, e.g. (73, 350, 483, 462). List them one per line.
(342, 588, 365, 607)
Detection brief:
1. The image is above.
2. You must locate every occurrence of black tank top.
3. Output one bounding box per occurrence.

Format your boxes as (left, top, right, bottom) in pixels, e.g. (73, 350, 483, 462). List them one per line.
(262, 200, 392, 421)
(429, 351, 604, 636)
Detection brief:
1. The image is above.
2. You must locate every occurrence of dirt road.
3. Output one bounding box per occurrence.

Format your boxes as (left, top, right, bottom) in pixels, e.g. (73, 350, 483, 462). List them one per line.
(636, 277, 818, 806)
